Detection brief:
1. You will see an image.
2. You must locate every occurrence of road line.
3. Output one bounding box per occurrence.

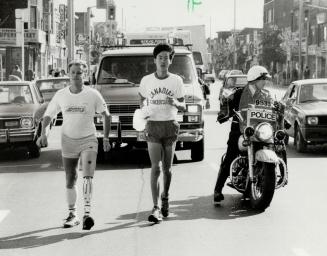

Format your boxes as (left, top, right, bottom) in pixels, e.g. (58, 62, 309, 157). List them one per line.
(0, 163, 50, 168)
(292, 248, 311, 256)
(0, 210, 10, 223)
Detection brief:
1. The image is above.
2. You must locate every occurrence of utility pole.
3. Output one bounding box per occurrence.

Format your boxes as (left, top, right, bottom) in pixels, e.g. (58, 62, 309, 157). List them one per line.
(298, 0, 303, 79)
(233, 0, 236, 69)
(67, 0, 75, 64)
(15, 9, 25, 81)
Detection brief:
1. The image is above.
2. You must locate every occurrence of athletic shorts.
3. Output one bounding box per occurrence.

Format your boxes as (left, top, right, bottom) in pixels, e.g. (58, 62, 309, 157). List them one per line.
(144, 120, 180, 146)
(61, 133, 98, 158)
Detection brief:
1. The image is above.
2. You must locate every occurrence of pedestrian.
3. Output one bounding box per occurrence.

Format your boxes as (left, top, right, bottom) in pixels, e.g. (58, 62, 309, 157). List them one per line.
(303, 66, 310, 79)
(11, 65, 23, 79)
(60, 69, 67, 77)
(37, 59, 111, 230)
(139, 43, 186, 223)
(49, 69, 55, 77)
(291, 67, 298, 82)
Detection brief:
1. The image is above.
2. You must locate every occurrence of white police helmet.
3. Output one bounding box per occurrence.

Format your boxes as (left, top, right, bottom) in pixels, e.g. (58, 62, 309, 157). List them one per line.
(247, 65, 271, 82)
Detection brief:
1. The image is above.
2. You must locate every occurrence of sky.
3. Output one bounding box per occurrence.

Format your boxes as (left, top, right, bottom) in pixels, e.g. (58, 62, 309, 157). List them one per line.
(74, 0, 264, 38)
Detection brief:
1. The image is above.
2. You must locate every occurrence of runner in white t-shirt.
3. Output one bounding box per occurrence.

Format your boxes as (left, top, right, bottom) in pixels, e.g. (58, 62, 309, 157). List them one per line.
(139, 43, 186, 223)
(37, 60, 111, 230)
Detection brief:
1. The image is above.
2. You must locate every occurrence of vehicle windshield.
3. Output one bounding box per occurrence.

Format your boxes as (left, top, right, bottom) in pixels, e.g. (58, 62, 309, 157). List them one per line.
(225, 76, 247, 88)
(192, 51, 203, 65)
(299, 83, 327, 103)
(0, 85, 34, 104)
(36, 79, 70, 91)
(97, 55, 195, 85)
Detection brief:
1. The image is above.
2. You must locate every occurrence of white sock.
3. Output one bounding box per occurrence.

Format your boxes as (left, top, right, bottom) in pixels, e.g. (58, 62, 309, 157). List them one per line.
(83, 176, 93, 216)
(66, 187, 77, 215)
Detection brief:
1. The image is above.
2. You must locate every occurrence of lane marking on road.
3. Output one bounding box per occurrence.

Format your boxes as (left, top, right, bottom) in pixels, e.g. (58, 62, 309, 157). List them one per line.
(0, 163, 51, 168)
(0, 210, 10, 223)
(292, 248, 311, 256)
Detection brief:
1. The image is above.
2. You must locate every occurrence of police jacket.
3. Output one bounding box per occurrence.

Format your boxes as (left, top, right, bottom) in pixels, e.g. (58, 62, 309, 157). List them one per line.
(228, 87, 244, 132)
(238, 84, 274, 132)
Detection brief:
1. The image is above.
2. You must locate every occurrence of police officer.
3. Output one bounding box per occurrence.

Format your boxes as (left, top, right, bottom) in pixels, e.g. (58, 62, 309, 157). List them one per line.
(214, 65, 277, 203)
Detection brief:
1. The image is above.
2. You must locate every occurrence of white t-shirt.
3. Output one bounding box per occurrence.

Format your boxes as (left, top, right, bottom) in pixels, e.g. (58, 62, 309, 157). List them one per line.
(139, 73, 185, 121)
(44, 86, 108, 138)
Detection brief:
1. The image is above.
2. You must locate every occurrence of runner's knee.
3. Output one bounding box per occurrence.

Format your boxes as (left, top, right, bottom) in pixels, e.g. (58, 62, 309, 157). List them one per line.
(66, 172, 78, 188)
(151, 165, 161, 177)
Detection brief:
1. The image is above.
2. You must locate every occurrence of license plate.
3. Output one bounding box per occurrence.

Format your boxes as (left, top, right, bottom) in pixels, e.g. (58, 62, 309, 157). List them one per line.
(111, 115, 119, 123)
(176, 115, 183, 122)
(5, 121, 19, 127)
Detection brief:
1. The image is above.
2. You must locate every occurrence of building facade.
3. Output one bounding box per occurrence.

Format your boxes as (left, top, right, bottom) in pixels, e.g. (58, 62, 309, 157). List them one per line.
(264, 0, 327, 79)
(0, 0, 46, 80)
(0, 0, 68, 80)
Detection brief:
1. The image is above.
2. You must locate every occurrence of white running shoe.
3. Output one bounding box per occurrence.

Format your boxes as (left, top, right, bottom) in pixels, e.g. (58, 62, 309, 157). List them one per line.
(63, 212, 80, 228)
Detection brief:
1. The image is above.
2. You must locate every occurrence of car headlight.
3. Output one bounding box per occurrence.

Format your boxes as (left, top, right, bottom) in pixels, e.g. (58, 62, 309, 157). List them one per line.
(255, 122, 274, 142)
(20, 117, 34, 128)
(187, 105, 200, 113)
(307, 116, 318, 125)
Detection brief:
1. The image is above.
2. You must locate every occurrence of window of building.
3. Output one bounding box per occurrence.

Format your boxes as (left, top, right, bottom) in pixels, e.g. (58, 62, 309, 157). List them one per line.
(30, 6, 37, 29)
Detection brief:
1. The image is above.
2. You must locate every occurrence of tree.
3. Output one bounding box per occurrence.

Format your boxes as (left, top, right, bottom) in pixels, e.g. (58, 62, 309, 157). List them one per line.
(260, 29, 286, 71)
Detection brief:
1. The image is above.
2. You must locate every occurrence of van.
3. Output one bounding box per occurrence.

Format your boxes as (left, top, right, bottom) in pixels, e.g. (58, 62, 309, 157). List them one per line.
(94, 46, 205, 161)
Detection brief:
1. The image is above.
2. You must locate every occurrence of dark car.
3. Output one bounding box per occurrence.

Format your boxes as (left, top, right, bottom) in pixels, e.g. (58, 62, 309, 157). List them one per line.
(219, 74, 247, 102)
(0, 81, 46, 157)
(35, 77, 70, 125)
(281, 79, 327, 152)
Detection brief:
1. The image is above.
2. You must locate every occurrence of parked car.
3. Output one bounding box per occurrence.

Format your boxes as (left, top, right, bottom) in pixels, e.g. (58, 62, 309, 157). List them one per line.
(219, 74, 247, 102)
(203, 72, 215, 84)
(35, 77, 70, 125)
(281, 79, 327, 152)
(0, 81, 46, 157)
(225, 69, 243, 77)
(218, 69, 229, 80)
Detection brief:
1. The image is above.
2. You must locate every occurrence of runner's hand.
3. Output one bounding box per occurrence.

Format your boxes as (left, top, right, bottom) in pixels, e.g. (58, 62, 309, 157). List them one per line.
(167, 96, 177, 107)
(36, 134, 48, 148)
(103, 138, 111, 152)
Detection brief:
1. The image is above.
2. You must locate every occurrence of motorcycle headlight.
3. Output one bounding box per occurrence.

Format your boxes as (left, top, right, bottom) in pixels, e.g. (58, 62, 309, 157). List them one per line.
(307, 116, 318, 125)
(187, 105, 200, 113)
(20, 117, 34, 128)
(255, 123, 274, 142)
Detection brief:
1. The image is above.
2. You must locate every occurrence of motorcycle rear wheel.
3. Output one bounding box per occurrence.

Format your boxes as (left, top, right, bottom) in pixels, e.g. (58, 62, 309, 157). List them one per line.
(250, 162, 276, 211)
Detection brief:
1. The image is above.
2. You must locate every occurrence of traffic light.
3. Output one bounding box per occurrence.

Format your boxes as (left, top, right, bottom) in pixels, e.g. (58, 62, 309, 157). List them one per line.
(304, 9, 309, 21)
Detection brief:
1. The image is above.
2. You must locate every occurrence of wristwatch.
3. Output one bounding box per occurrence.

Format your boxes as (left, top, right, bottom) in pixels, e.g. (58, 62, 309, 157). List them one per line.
(103, 137, 109, 141)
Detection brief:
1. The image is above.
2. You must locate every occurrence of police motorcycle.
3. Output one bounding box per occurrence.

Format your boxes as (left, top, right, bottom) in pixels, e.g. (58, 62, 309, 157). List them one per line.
(228, 99, 288, 211)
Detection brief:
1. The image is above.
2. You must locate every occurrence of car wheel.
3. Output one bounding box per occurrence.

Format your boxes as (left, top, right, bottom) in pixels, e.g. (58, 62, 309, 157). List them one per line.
(28, 142, 41, 158)
(294, 126, 307, 153)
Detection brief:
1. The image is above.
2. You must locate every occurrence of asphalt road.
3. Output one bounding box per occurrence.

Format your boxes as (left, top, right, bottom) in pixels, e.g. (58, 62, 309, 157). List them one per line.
(0, 81, 327, 256)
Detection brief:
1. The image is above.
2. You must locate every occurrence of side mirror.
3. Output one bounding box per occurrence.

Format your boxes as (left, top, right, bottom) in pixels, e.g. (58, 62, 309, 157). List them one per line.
(286, 98, 295, 106)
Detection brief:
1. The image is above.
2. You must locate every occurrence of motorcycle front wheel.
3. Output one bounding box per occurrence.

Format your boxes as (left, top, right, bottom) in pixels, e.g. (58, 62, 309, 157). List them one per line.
(250, 162, 276, 211)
